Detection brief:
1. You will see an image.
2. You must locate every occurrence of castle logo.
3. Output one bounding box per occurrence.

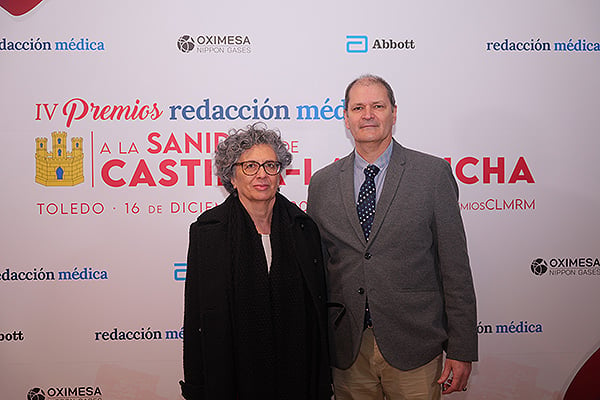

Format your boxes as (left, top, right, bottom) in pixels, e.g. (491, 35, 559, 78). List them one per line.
(35, 131, 84, 186)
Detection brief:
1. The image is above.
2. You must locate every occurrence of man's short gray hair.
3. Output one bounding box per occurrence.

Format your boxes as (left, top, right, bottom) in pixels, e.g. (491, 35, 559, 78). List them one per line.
(344, 74, 396, 110)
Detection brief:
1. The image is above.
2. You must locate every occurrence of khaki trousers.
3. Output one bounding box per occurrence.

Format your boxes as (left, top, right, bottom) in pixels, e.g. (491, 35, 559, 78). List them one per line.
(333, 328, 442, 400)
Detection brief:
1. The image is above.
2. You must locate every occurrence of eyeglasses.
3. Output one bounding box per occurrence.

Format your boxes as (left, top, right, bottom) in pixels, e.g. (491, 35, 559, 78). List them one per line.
(233, 160, 282, 176)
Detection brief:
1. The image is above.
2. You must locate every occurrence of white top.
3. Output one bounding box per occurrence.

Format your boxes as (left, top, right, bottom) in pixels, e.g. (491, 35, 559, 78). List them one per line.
(261, 234, 272, 272)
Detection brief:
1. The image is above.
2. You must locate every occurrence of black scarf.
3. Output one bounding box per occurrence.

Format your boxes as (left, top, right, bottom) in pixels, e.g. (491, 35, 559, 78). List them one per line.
(229, 195, 316, 399)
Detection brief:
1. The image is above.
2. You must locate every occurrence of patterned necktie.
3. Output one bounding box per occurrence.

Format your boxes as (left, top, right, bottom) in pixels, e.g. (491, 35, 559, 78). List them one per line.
(356, 164, 380, 240)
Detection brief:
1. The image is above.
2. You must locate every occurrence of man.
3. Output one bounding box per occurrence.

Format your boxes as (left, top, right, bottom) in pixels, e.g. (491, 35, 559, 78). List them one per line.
(307, 75, 477, 399)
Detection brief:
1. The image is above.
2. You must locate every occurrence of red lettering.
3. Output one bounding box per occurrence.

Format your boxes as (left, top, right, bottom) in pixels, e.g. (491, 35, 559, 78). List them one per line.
(99, 104, 113, 119)
(100, 143, 111, 154)
(98, 157, 225, 187)
(119, 142, 139, 154)
(158, 159, 178, 186)
(147, 132, 162, 154)
(181, 159, 202, 186)
(129, 159, 157, 187)
(185, 133, 202, 153)
(101, 159, 126, 187)
(483, 157, 505, 184)
(42, 103, 59, 120)
(304, 158, 312, 185)
(61, 98, 163, 127)
(204, 159, 212, 186)
(447, 156, 534, 185)
(508, 157, 535, 183)
(456, 157, 479, 184)
(214, 132, 228, 152)
(147, 132, 227, 155)
(62, 98, 89, 128)
(138, 105, 150, 119)
(163, 133, 183, 153)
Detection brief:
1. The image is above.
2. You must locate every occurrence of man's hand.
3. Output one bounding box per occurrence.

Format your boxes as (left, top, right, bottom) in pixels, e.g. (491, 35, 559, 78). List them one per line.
(437, 359, 472, 394)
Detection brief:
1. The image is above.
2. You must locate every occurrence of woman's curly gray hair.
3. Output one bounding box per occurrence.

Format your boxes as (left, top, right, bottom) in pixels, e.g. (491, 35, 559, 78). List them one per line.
(215, 122, 292, 194)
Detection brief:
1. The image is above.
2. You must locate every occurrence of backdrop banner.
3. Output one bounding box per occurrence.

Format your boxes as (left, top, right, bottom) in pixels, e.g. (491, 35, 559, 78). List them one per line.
(1, 1, 599, 399)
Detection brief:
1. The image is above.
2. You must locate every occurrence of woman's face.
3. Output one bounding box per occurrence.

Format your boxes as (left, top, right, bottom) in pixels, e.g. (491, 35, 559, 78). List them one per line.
(231, 144, 280, 208)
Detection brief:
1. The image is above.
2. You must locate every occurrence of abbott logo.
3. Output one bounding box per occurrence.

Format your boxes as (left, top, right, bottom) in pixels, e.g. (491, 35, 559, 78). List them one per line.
(173, 263, 186, 281)
(346, 35, 368, 53)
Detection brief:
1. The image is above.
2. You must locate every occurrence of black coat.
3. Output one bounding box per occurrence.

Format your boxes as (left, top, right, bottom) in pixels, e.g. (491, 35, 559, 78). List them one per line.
(180, 193, 331, 399)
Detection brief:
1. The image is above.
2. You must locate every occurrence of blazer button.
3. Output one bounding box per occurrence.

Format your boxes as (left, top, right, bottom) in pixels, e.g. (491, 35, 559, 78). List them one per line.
(364, 252, 372, 260)
(357, 287, 365, 295)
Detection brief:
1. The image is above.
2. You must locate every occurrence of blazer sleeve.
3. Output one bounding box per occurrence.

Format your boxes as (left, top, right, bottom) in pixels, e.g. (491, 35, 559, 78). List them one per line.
(307, 168, 333, 266)
(432, 161, 478, 362)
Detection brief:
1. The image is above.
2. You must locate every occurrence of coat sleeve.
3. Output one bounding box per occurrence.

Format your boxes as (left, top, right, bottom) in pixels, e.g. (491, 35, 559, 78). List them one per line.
(432, 161, 478, 362)
(180, 222, 205, 400)
(294, 215, 334, 398)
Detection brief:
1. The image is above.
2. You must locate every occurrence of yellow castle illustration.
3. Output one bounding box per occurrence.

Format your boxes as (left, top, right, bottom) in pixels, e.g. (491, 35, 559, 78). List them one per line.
(35, 131, 84, 186)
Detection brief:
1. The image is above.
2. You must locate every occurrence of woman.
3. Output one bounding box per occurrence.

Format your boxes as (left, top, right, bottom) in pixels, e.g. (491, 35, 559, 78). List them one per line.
(180, 122, 330, 399)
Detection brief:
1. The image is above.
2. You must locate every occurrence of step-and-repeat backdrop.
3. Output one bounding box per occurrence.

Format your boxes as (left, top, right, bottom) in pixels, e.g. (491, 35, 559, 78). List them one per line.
(1, 1, 599, 399)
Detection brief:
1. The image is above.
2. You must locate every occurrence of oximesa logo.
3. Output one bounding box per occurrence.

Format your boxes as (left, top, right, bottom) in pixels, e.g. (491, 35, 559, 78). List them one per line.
(0, 0, 44, 16)
(26, 386, 102, 399)
(177, 35, 195, 53)
(176, 34, 252, 54)
(27, 387, 45, 400)
(530, 256, 600, 277)
(531, 258, 548, 276)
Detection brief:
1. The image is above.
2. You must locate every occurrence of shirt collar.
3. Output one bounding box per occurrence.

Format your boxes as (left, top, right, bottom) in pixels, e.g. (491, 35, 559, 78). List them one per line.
(354, 141, 393, 172)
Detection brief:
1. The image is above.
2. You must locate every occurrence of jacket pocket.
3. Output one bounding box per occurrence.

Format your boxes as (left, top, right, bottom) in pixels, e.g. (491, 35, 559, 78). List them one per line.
(326, 301, 346, 327)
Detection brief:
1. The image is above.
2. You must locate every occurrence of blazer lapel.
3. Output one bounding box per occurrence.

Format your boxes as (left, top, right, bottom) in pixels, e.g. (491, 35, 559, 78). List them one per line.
(339, 153, 367, 246)
(368, 141, 406, 245)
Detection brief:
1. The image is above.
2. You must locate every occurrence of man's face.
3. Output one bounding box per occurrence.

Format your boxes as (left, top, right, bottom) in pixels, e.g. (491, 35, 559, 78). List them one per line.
(344, 81, 397, 148)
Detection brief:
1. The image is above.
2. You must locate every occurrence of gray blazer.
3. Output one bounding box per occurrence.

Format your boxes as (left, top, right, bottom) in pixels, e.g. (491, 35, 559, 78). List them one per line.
(307, 140, 477, 370)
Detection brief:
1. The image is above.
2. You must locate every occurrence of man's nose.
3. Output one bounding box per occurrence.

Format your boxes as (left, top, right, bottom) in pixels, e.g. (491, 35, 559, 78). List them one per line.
(362, 107, 374, 119)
